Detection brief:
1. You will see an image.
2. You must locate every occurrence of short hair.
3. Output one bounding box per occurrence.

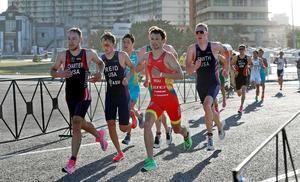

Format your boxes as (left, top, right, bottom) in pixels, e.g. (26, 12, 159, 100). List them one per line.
(238, 44, 246, 49)
(253, 50, 258, 54)
(279, 51, 284, 55)
(195, 23, 208, 32)
(258, 48, 264, 53)
(149, 27, 167, 40)
(122, 33, 135, 43)
(101, 31, 116, 44)
(68, 27, 82, 38)
(148, 26, 159, 33)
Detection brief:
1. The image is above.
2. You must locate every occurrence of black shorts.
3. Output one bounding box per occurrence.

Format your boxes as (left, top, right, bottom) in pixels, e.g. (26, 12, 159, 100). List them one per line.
(197, 84, 220, 104)
(235, 75, 247, 90)
(66, 99, 91, 118)
(105, 93, 130, 125)
(277, 69, 284, 77)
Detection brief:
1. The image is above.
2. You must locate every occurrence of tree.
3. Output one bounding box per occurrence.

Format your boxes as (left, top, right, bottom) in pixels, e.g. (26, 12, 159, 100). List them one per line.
(130, 20, 194, 55)
(287, 29, 300, 48)
(88, 29, 105, 50)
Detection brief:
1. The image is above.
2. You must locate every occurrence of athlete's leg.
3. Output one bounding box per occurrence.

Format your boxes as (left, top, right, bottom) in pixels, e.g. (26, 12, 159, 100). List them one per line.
(71, 116, 83, 158)
(241, 85, 246, 106)
(144, 112, 157, 158)
(220, 85, 226, 107)
(81, 120, 99, 137)
(107, 120, 122, 154)
(203, 96, 214, 135)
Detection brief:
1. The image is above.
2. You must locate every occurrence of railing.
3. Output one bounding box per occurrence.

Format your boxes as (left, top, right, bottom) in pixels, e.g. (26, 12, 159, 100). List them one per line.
(0, 73, 198, 144)
(232, 111, 300, 182)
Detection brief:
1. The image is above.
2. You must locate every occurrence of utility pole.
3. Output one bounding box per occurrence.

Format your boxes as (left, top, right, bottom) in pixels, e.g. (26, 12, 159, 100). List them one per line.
(53, 0, 57, 58)
(291, 0, 296, 48)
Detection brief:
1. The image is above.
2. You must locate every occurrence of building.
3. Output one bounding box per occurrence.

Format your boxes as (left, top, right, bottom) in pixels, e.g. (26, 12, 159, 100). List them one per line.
(190, 0, 288, 48)
(8, 0, 190, 30)
(0, 4, 33, 55)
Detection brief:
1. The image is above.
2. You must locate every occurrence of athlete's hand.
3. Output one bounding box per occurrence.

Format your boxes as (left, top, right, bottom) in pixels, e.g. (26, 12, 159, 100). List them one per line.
(194, 59, 202, 71)
(88, 72, 101, 83)
(122, 77, 128, 86)
(151, 67, 161, 78)
(59, 69, 72, 78)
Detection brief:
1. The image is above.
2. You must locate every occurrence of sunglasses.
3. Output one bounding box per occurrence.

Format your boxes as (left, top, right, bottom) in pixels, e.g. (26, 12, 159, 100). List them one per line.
(238, 48, 245, 51)
(196, 30, 205, 35)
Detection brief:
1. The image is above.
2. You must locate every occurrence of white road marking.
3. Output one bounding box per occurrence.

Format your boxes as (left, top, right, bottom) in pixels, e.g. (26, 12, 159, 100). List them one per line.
(0, 140, 116, 160)
(261, 169, 300, 182)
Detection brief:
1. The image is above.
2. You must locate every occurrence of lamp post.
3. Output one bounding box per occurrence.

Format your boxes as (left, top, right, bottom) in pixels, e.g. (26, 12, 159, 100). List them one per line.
(53, 0, 57, 57)
(291, 0, 296, 48)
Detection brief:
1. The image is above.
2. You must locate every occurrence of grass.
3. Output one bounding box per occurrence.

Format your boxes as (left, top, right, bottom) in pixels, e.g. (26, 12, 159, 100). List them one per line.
(0, 59, 53, 75)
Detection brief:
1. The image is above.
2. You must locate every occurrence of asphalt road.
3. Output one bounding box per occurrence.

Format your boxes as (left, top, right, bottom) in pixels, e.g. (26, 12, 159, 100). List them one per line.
(0, 81, 299, 182)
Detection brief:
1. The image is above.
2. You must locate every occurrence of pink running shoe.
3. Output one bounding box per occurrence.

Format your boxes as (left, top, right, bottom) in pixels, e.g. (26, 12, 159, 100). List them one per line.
(238, 106, 243, 114)
(113, 152, 125, 162)
(96, 128, 108, 151)
(62, 159, 76, 174)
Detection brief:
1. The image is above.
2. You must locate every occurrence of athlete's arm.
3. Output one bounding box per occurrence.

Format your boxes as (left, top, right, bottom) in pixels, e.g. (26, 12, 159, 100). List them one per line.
(284, 58, 288, 68)
(158, 52, 183, 80)
(120, 51, 134, 86)
(218, 54, 228, 78)
(50, 51, 72, 78)
(273, 57, 278, 64)
(231, 55, 239, 75)
(135, 47, 146, 73)
(164, 44, 178, 59)
(263, 58, 268, 68)
(88, 49, 104, 83)
(185, 44, 200, 74)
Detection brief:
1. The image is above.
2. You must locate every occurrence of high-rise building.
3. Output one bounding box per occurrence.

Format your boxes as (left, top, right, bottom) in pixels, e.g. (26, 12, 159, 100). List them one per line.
(8, 0, 190, 48)
(190, 0, 288, 48)
(8, 0, 189, 29)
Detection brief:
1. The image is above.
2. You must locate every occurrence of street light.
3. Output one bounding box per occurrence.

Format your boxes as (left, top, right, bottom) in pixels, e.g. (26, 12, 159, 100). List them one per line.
(291, 0, 296, 48)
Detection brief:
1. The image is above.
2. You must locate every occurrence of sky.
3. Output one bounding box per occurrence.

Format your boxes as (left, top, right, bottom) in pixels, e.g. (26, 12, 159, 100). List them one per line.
(0, 0, 299, 26)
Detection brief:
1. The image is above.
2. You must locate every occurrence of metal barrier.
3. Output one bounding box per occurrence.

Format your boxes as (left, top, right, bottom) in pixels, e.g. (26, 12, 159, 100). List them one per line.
(0, 73, 198, 144)
(232, 111, 300, 182)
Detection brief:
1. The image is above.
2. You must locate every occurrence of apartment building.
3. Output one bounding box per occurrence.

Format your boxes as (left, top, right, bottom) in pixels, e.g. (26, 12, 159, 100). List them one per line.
(8, 0, 189, 49)
(190, 0, 288, 48)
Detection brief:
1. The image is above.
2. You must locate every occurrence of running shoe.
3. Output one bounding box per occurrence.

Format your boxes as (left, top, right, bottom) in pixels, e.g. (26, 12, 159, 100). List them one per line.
(130, 111, 137, 129)
(122, 134, 131, 145)
(96, 128, 108, 151)
(141, 157, 158, 172)
(183, 132, 192, 150)
(218, 120, 225, 140)
(238, 106, 243, 114)
(62, 159, 76, 174)
(166, 127, 172, 145)
(113, 152, 125, 162)
(207, 137, 214, 151)
(153, 135, 161, 148)
(138, 113, 144, 129)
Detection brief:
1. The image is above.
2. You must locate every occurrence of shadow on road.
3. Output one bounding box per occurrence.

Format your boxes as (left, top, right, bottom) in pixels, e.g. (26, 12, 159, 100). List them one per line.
(170, 150, 221, 182)
(106, 161, 144, 182)
(188, 116, 205, 128)
(56, 146, 134, 182)
(273, 92, 285, 98)
(154, 129, 207, 160)
(224, 113, 243, 131)
(0, 138, 69, 160)
(243, 101, 263, 114)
